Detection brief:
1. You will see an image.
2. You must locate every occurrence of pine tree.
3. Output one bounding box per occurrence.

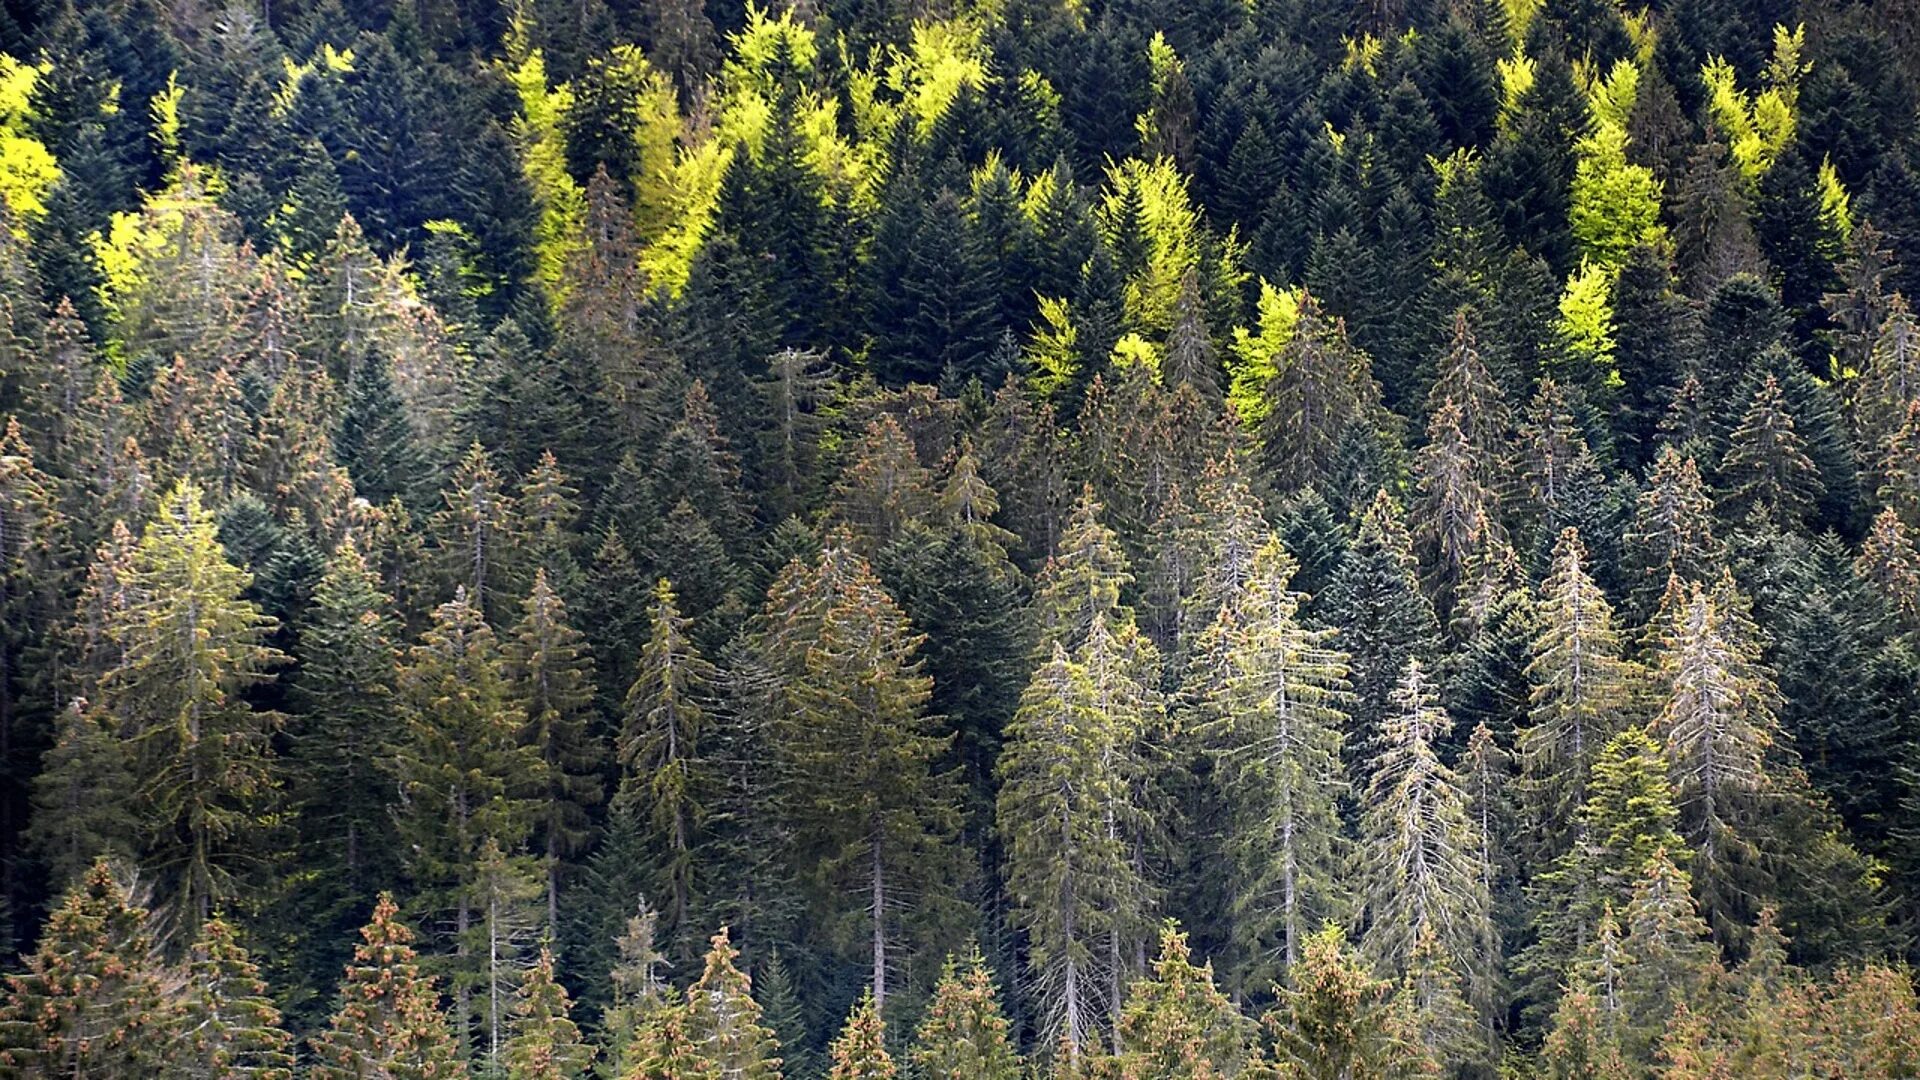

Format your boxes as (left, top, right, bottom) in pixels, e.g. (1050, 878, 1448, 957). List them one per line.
(1720, 373, 1822, 528)
(504, 569, 603, 928)
(617, 578, 717, 954)
(1355, 660, 1492, 991)
(1394, 922, 1481, 1073)
(1112, 924, 1261, 1078)
(1521, 528, 1643, 852)
(1856, 507, 1920, 626)
(181, 915, 296, 1078)
(1539, 982, 1628, 1079)
(1192, 537, 1350, 991)
(308, 893, 468, 1080)
(100, 480, 285, 938)
(503, 946, 595, 1079)
(828, 989, 895, 1080)
(997, 645, 1137, 1056)
(1322, 491, 1440, 759)
(683, 928, 782, 1080)
(0, 860, 182, 1073)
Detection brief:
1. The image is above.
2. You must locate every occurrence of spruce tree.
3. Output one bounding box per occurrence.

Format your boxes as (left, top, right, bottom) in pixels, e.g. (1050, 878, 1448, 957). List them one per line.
(1322, 491, 1440, 759)
(1112, 924, 1261, 1078)
(1618, 848, 1721, 1064)
(504, 569, 603, 928)
(1192, 537, 1350, 990)
(287, 540, 400, 943)
(617, 578, 718, 955)
(391, 588, 544, 1048)
(909, 949, 1020, 1080)
(181, 915, 296, 1079)
(828, 989, 895, 1080)
(100, 480, 284, 938)
(1263, 923, 1395, 1080)
(997, 645, 1136, 1056)
(769, 537, 963, 1010)
(1355, 660, 1492, 991)
(433, 441, 519, 620)
(308, 893, 468, 1080)
(1622, 448, 1723, 622)
(683, 928, 782, 1080)
(1521, 528, 1643, 852)
(1257, 293, 1388, 499)
(0, 860, 182, 1073)
(503, 946, 595, 1079)
(1720, 373, 1822, 528)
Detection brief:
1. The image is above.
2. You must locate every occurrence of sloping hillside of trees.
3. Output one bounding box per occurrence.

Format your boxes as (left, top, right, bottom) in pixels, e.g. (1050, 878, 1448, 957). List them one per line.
(3, 0, 1920, 1075)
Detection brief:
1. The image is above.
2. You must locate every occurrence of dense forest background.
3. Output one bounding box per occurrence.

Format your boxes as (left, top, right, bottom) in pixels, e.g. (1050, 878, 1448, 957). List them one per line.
(4, 0, 1920, 1074)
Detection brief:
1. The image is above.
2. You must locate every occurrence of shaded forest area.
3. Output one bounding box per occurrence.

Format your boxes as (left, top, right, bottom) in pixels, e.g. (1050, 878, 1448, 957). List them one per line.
(4, 0, 1920, 1074)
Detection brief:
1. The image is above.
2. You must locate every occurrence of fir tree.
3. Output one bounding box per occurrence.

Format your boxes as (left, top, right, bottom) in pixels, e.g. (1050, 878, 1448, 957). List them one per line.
(1264, 924, 1396, 1080)
(997, 645, 1136, 1056)
(308, 893, 467, 1080)
(1618, 848, 1721, 1064)
(181, 915, 296, 1079)
(1521, 528, 1642, 852)
(433, 441, 519, 621)
(25, 700, 135, 893)
(1622, 448, 1722, 622)
(769, 538, 964, 1010)
(1111, 924, 1261, 1078)
(1720, 373, 1822, 528)
(1322, 491, 1440, 759)
(1355, 660, 1492, 992)
(1192, 537, 1350, 991)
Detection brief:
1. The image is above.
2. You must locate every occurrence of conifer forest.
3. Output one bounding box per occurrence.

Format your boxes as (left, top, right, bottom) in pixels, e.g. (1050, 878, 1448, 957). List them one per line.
(11, 0, 1920, 1075)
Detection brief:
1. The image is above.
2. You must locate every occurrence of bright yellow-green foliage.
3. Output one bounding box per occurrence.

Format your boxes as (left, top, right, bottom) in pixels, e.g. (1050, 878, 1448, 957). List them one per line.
(1341, 34, 1384, 77)
(1817, 155, 1852, 242)
(1497, 53, 1536, 127)
(1558, 260, 1619, 380)
(274, 43, 354, 115)
(92, 172, 228, 331)
(1701, 24, 1806, 181)
(150, 72, 184, 178)
(507, 48, 587, 304)
(1501, 0, 1543, 47)
(1136, 31, 1184, 147)
(1570, 59, 1665, 272)
(1025, 295, 1080, 401)
(890, 18, 991, 140)
(1110, 332, 1161, 372)
(1100, 157, 1240, 340)
(1228, 280, 1300, 423)
(0, 55, 59, 224)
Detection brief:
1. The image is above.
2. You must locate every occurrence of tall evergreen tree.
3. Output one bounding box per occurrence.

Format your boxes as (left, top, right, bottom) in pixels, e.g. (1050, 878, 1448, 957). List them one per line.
(504, 569, 602, 928)
(100, 480, 285, 938)
(682, 928, 782, 1080)
(1355, 660, 1492, 993)
(181, 915, 296, 1079)
(617, 578, 718, 955)
(0, 860, 182, 1073)
(1521, 528, 1643, 853)
(503, 946, 595, 1079)
(1322, 491, 1440, 759)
